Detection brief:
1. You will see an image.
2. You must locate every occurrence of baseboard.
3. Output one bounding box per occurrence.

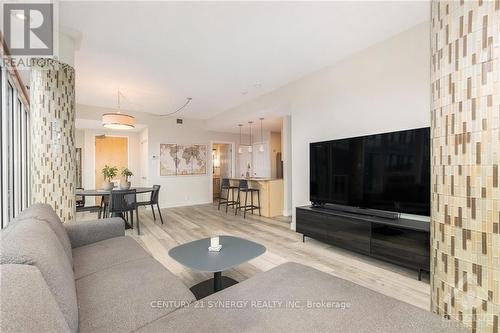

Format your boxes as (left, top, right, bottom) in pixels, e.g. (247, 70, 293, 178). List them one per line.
(156, 200, 212, 210)
(154, 203, 294, 216)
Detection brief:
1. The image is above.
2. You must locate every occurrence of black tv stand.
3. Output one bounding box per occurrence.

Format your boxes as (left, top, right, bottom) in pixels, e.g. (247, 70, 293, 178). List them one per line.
(296, 205, 430, 280)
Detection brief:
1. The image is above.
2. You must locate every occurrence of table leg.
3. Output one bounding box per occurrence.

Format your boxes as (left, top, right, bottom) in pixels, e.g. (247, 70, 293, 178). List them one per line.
(213, 272, 222, 292)
(190, 273, 238, 300)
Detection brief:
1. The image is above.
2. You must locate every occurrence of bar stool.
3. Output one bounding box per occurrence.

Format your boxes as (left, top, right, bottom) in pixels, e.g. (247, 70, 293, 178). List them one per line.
(218, 179, 239, 213)
(235, 179, 261, 218)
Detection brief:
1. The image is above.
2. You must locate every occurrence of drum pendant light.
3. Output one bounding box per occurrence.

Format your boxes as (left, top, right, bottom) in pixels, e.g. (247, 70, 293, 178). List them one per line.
(102, 89, 135, 130)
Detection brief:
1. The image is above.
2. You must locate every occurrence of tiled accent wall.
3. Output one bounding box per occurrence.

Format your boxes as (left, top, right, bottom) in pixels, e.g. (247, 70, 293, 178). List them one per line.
(30, 59, 76, 222)
(430, 1, 500, 332)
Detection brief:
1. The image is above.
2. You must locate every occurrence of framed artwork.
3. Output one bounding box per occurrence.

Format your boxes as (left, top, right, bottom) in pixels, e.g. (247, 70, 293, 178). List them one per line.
(160, 144, 207, 176)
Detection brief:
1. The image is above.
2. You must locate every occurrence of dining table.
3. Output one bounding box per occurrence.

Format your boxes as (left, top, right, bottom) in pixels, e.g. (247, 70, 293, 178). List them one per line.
(76, 187, 155, 197)
(75, 187, 155, 233)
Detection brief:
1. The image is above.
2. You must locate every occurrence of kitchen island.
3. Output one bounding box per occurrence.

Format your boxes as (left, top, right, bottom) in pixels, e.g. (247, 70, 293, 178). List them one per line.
(227, 178, 284, 218)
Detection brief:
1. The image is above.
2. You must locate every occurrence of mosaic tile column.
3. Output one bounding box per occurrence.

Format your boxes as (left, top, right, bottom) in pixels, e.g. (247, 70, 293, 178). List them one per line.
(30, 59, 76, 222)
(430, 1, 499, 332)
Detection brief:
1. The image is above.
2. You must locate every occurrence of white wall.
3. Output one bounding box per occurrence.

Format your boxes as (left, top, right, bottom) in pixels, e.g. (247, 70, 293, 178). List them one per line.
(282, 115, 292, 216)
(146, 119, 243, 208)
(208, 23, 430, 228)
(75, 104, 242, 208)
(138, 128, 149, 187)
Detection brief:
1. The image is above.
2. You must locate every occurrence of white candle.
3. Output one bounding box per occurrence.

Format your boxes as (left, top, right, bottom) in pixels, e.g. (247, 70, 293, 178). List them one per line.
(210, 236, 219, 247)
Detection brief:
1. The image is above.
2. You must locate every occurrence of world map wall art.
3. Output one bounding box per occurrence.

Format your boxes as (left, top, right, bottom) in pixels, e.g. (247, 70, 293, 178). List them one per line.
(160, 144, 207, 176)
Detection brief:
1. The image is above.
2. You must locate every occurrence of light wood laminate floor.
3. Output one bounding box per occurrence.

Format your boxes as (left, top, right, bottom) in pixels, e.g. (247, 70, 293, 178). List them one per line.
(78, 203, 430, 310)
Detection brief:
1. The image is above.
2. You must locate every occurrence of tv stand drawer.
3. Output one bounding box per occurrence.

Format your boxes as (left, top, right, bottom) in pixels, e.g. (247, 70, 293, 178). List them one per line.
(296, 208, 370, 254)
(296, 209, 328, 242)
(370, 223, 430, 270)
(325, 215, 370, 254)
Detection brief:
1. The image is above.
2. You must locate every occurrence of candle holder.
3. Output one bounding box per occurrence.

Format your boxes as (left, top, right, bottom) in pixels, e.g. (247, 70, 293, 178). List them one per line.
(208, 236, 222, 252)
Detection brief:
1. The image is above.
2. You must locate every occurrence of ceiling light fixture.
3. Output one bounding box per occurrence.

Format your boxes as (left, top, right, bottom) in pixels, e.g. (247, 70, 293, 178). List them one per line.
(248, 121, 253, 153)
(102, 89, 135, 130)
(238, 124, 243, 154)
(259, 118, 265, 153)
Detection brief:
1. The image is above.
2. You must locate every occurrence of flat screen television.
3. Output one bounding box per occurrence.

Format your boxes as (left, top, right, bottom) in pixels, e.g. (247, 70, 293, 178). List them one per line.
(310, 127, 430, 216)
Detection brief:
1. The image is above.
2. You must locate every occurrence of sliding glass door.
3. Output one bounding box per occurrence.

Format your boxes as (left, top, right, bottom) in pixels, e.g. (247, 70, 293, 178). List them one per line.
(0, 64, 30, 228)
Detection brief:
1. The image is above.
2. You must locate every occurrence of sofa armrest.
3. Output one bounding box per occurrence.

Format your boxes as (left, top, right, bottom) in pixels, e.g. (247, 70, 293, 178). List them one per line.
(64, 218, 125, 248)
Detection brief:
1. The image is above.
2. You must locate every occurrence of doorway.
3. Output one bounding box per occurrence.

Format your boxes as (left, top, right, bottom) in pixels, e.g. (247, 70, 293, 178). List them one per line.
(212, 143, 232, 201)
(95, 135, 128, 203)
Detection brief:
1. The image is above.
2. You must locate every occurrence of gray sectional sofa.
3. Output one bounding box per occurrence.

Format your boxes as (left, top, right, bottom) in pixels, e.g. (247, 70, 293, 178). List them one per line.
(1, 204, 465, 333)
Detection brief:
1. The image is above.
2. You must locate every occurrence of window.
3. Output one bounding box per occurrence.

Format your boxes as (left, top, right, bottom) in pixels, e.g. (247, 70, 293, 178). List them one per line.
(1, 65, 30, 228)
(5, 82, 14, 224)
(18, 98, 29, 211)
(0, 68, 2, 226)
(21, 100, 30, 210)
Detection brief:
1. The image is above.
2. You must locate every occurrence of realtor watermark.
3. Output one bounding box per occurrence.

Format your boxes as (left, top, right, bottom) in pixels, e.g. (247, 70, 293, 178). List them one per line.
(2, 2, 57, 69)
(3, 3, 53, 55)
(151, 299, 351, 310)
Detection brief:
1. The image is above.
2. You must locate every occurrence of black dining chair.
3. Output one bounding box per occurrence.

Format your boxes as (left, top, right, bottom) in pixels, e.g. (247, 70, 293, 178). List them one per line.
(76, 188, 85, 208)
(108, 189, 140, 235)
(137, 185, 164, 224)
(98, 195, 110, 219)
(75, 188, 101, 215)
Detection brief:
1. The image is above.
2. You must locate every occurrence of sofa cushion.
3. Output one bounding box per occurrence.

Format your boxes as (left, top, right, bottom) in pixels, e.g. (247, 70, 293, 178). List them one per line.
(0, 219, 79, 333)
(64, 217, 125, 248)
(137, 262, 467, 333)
(14, 203, 73, 263)
(0, 264, 71, 333)
(73, 236, 150, 279)
(76, 256, 195, 333)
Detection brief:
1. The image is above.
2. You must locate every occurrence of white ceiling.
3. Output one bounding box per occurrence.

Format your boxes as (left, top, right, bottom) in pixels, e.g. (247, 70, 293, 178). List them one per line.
(61, 1, 429, 120)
